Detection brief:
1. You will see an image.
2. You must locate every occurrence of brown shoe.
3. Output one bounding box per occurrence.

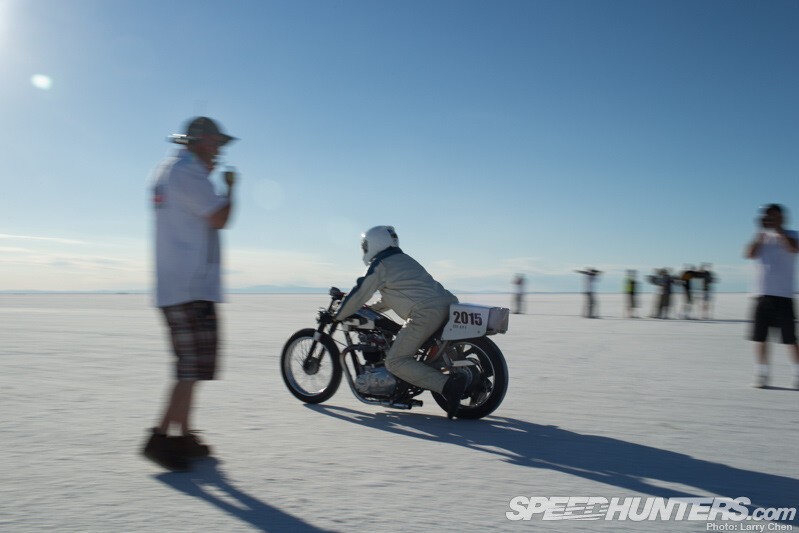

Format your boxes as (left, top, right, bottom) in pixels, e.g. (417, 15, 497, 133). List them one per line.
(171, 433, 211, 459)
(142, 429, 190, 471)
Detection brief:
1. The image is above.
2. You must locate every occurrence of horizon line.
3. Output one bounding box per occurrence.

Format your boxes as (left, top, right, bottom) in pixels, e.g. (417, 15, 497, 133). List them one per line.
(0, 289, 756, 296)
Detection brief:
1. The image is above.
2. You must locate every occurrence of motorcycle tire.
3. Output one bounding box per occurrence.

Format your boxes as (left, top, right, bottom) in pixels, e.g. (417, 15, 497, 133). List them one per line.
(280, 328, 342, 404)
(431, 336, 509, 419)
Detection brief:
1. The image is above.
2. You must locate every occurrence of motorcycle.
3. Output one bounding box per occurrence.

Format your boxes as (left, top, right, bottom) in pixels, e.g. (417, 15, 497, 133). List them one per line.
(280, 287, 510, 419)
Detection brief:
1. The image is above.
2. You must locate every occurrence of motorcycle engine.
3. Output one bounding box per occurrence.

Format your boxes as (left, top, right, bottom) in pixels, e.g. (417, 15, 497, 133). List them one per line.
(358, 332, 388, 363)
(355, 365, 397, 397)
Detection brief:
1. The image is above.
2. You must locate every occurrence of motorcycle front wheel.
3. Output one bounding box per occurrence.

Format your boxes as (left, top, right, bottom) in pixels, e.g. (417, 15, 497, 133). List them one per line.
(431, 336, 509, 419)
(280, 328, 342, 404)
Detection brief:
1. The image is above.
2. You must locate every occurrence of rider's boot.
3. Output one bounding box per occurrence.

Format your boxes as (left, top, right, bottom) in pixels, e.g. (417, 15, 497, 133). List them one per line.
(443, 372, 469, 419)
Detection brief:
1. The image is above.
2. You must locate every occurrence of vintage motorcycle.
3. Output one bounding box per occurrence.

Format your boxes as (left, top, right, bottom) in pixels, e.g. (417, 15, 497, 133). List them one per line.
(280, 287, 510, 419)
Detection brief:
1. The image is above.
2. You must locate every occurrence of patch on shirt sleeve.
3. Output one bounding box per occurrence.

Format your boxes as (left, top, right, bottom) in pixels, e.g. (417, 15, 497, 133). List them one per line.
(153, 184, 166, 208)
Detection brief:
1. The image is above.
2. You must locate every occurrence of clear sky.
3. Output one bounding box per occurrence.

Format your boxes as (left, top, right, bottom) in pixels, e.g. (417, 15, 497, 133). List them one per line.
(1, 0, 797, 293)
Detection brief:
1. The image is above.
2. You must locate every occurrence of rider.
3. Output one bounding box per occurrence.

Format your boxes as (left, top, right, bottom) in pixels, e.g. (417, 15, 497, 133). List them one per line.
(333, 225, 469, 419)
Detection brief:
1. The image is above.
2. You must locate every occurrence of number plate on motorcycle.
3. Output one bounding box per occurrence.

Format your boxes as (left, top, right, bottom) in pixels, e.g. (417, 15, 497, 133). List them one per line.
(442, 303, 509, 340)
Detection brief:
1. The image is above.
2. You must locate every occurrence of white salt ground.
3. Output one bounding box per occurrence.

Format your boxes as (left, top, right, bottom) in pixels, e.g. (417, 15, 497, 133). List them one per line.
(1, 292, 797, 532)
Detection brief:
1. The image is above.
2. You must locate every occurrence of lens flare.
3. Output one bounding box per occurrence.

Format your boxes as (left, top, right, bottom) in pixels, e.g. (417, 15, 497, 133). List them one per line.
(31, 74, 52, 90)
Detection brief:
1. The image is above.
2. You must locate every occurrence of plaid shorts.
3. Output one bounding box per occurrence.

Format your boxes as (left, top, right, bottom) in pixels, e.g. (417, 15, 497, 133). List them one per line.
(161, 300, 219, 380)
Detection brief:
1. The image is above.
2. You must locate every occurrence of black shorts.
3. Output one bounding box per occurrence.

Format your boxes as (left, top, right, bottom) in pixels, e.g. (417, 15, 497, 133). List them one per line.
(161, 300, 219, 380)
(627, 293, 637, 308)
(751, 296, 796, 344)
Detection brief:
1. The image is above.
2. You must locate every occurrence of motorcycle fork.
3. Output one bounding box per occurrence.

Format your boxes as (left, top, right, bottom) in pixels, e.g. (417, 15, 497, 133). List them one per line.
(303, 322, 338, 370)
(304, 296, 342, 364)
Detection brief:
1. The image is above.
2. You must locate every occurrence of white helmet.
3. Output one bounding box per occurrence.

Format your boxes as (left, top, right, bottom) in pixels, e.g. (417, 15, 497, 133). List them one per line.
(361, 225, 399, 265)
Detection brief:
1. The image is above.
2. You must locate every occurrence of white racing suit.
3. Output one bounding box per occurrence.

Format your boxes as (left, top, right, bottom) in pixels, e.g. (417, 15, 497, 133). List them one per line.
(334, 247, 458, 393)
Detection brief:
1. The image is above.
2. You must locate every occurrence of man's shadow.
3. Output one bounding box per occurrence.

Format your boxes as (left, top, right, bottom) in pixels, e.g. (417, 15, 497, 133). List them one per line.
(308, 405, 798, 524)
(155, 458, 336, 533)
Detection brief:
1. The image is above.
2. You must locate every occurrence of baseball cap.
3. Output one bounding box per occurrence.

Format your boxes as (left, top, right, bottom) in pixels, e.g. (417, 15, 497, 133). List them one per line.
(168, 116, 237, 146)
(759, 203, 784, 216)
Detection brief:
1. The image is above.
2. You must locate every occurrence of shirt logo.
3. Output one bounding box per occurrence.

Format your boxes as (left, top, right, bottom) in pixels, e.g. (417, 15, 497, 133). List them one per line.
(153, 184, 165, 208)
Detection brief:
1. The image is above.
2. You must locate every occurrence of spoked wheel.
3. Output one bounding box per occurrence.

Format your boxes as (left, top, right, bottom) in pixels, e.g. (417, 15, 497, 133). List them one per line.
(431, 337, 509, 419)
(280, 328, 342, 403)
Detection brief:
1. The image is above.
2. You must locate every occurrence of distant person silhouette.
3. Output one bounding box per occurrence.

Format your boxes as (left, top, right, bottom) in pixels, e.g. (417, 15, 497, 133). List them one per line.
(646, 268, 662, 318)
(575, 268, 602, 318)
(623, 270, 638, 318)
(650, 268, 674, 319)
(679, 265, 697, 319)
(512, 274, 526, 314)
(696, 263, 717, 320)
(744, 203, 799, 389)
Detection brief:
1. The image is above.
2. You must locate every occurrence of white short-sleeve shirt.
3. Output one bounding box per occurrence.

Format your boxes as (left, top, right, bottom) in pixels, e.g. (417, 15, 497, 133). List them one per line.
(756, 230, 798, 298)
(152, 149, 229, 307)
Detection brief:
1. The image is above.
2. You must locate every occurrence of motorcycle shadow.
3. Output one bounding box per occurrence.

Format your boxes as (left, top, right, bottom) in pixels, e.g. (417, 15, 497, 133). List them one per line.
(306, 404, 798, 524)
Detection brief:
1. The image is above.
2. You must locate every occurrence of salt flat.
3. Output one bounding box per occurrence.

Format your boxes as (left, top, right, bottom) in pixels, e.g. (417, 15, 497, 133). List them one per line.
(1, 293, 797, 532)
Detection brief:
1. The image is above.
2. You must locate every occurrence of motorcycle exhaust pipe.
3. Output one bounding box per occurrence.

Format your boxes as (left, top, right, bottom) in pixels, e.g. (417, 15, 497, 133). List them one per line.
(338, 347, 422, 410)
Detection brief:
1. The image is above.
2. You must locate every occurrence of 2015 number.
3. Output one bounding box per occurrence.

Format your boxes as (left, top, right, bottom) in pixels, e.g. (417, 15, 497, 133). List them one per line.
(453, 311, 483, 326)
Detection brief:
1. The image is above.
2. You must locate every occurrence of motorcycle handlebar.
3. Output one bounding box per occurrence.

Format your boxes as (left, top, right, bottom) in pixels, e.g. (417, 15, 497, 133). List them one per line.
(329, 286, 345, 301)
(319, 287, 344, 325)
(318, 310, 334, 325)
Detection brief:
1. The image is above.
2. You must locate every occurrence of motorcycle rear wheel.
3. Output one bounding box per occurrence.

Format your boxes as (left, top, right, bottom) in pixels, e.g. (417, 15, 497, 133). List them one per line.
(431, 336, 509, 419)
(280, 328, 342, 404)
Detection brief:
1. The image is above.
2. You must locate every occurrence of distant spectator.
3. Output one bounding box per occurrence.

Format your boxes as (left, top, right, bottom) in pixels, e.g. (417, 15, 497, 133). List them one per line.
(744, 203, 799, 389)
(679, 266, 697, 319)
(646, 269, 663, 318)
(624, 270, 638, 318)
(650, 268, 674, 319)
(512, 274, 526, 314)
(696, 263, 717, 320)
(575, 268, 602, 318)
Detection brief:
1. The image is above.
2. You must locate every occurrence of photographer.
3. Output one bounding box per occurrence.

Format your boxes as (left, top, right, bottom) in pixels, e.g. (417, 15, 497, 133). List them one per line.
(575, 267, 602, 318)
(143, 117, 238, 471)
(744, 203, 799, 389)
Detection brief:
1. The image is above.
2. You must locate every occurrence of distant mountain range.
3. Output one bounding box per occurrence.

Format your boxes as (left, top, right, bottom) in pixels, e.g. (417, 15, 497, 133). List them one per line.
(0, 286, 513, 295)
(0, 286, 326, 295)
(231, 285, 328, 294)
(0, 286, 748, 295)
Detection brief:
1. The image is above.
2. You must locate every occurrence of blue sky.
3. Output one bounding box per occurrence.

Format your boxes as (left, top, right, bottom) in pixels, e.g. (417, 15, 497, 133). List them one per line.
(1, 0, 797, 293)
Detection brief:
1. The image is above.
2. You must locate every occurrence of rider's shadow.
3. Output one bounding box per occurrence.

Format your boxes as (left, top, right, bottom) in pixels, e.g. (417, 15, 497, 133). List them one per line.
(155, 458, 335, 533)
(307, 405, 798, 523)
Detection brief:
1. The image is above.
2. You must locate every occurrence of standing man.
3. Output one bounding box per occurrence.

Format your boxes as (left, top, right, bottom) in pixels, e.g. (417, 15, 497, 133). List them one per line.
(745, 203, 799, 389)
(143, 117, 238, 470)
(653, 268, 674, 319)
(624, 270, 638, 318)
(512, 273, 526, 314)
(696, 263, 717, 320)
(679, 265, 697, 319)
(647, 268, 663, 318)
(575, 268, 602, 318)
